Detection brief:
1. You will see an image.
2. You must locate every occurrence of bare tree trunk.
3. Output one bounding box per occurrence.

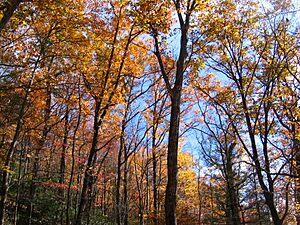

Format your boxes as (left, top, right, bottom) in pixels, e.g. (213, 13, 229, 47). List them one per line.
(116, 114, 126, 225)
(151, 2, 195, 224)
(123, 156, 129, 225)
(116, 144, 123, 225)
(26, 83, 51, 225)
(165, 92, 181, 225)
(66, 86, 82, 225)
(75, 101, 100, 225)
(224, 144, 241, 225)
(292, 123, 300, 225)
(197, 171, 202, 225)
(152, 146, 158, 225)
(0, 51, 42, 224)
(60, 104, 69, 225)
(13, 137, 24, 225)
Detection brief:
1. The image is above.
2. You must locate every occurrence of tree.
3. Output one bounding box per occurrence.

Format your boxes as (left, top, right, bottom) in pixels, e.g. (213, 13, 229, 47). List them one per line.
(133, 0, 200, 223)
(194, 101, 243, 225)
(0, 0, 22, 32)
(75, 1, 143, 224)
(193, 1, 296, 223)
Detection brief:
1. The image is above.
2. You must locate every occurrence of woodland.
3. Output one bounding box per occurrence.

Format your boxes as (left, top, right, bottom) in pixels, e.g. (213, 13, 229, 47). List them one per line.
(0, 0, 300, 225)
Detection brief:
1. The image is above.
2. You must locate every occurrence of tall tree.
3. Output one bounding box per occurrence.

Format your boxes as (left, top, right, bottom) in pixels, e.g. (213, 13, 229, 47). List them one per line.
(75, 1, 142, 223)
(193, 1, 296, 223)
(134, 0, 199, 223)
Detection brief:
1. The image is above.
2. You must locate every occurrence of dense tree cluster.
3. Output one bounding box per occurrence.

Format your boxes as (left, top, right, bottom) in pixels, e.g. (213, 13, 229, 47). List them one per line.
(0, 0, 299, 225)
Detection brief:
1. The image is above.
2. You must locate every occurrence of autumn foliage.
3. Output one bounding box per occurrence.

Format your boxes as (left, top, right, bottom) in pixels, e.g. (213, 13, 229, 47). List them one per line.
(0, 0, 299, 225)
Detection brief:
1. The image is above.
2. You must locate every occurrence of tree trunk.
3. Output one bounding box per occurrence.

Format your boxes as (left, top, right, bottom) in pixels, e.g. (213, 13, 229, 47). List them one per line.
(152, 149, 158, 225)
(0, 56, 40, 224)
(165, 91, 181, 225)
(292, 123, 300, 225)
(116, 146, 122, 225)
(0, 0, 23, 32)
(75, 101, 100, 225)
(224, 144, 240, 225)
(26, 85, 51, 225)
(66, 91, 81, 225)
(152, 3, 191, 224)
(123, 156, 129, 225)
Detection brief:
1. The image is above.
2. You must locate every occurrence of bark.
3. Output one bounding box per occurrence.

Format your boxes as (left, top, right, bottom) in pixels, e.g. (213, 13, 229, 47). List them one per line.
(75, 101, 100, 225)
(152, 2, 195, 224)
(116, 143, 123, 225)
(0, 115, 23, 225)
(60, 108, 69, 185)
(152, 111, 158, 224)
(152, 148, 158, 225)
(123, 157, 129, 225)
(253, 173, 263, 225)
(0, 0, 22, 32)
(197, 175, 202, 225)
(26, 83, 51, 225)
(292, 123, 300, 225)
(66, 88, 82, 225)
(236, 90, 283, 225)
(0, 51, 41, 224)
(13, 138, 24, 225)
(165, 92, 181, 225)
(116, 112, 127, 225)
(224, 144, 240, 225)
(59, 106, 69, 225)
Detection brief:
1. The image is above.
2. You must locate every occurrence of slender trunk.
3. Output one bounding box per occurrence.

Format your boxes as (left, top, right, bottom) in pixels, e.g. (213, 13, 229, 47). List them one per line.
(292, 123, 300, 224)
(145, 152, 149, 218)
(253, 172, 263, 225)
(59, 106, 69, 225)
(152, 117, 158, 225)
(116, 101, 129, 225)
(239, 91, 282, 225)
(139, 202, 144, 225)
(153, 5, 190, 224)
(116, 128, 125, 225)
(0, 100, 23, 225)
(75, 143, 84, 220)
(165, 91, 181, 225)
(116, 148, 122, 225)
(158, 153, 163, 223)
(13, 137, 25, 225)
(210, 180, 214, 224)
(152, 149, 158, 225)
(123, 156, 129, 225)
(75, 101, 100, 225)
(60, 108, 69, 185)
(197, 172, 202, 225)
(26, 80, 51, 224)
(66, 91, 81, 225)
(224, 144, 240, 225)
(0, 57, 39, 224)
